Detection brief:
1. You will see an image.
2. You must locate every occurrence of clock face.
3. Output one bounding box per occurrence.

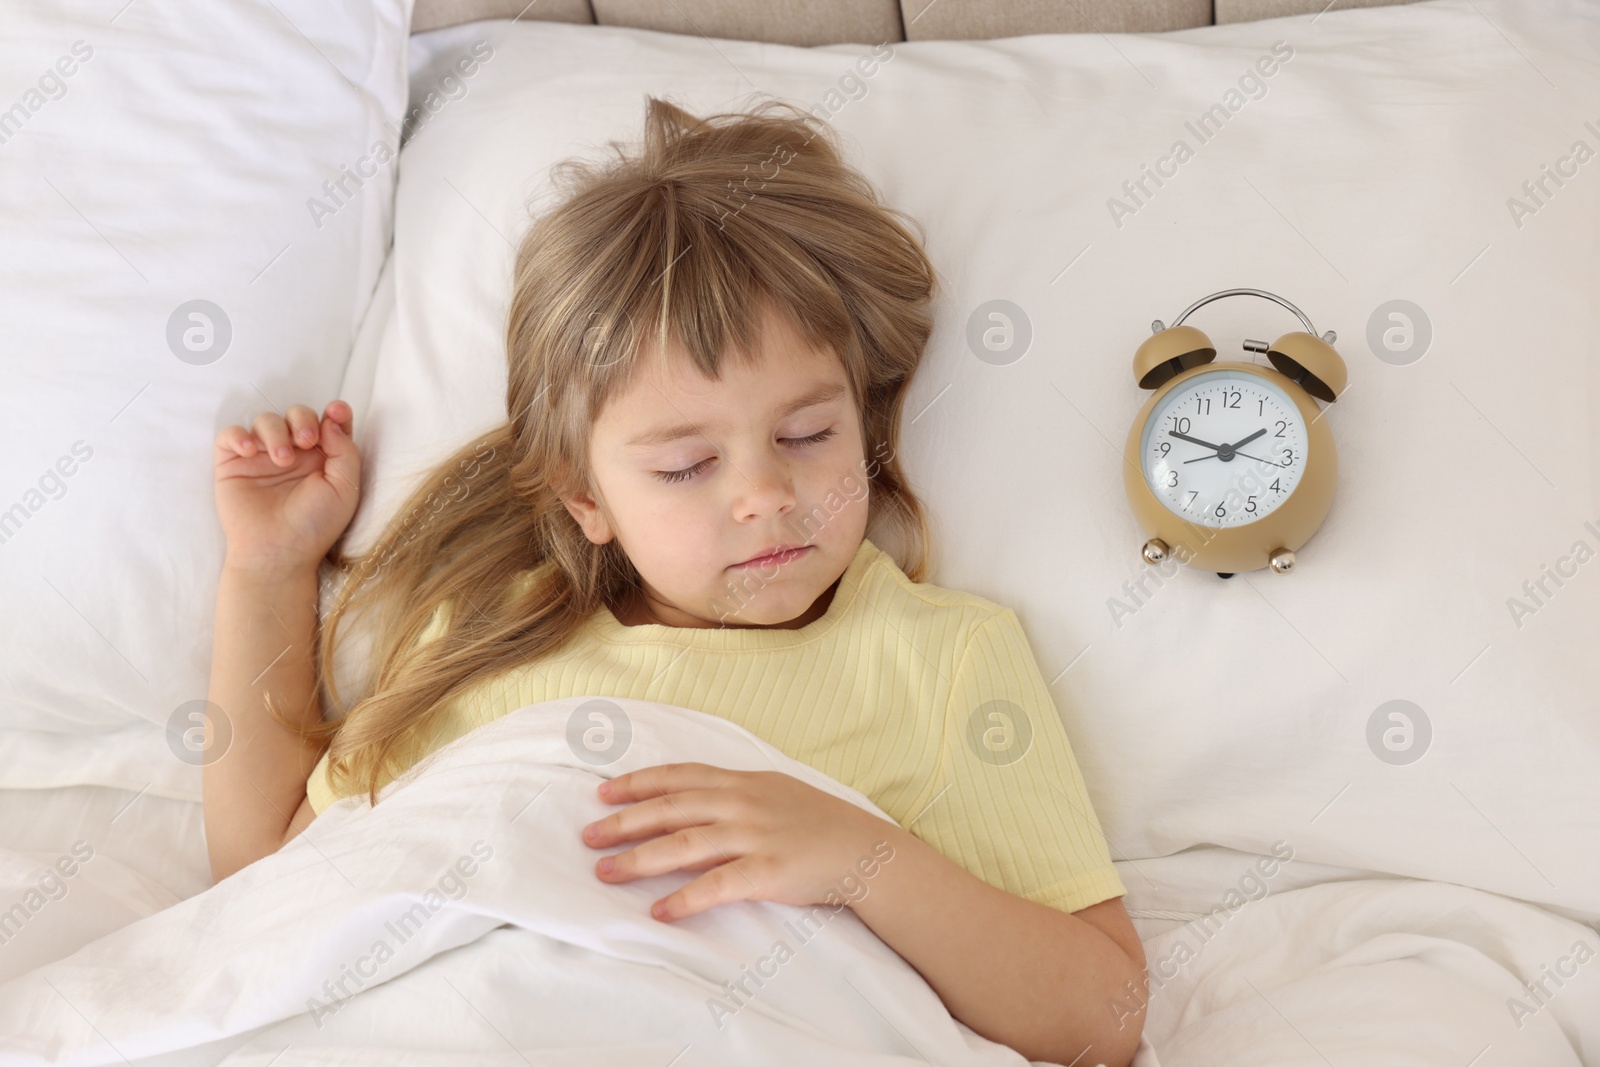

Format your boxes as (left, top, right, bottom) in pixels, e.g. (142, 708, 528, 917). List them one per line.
(1139, 369, 1308, 528)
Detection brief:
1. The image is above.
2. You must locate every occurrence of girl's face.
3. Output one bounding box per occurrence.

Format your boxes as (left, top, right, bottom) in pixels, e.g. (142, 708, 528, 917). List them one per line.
(562, 303, 870, 630)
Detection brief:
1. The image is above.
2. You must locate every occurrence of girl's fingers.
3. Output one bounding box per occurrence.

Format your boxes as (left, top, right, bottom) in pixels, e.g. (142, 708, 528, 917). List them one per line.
(222, 404, 347, 467)
(252, 411, 294, 467)
(216, 425, 259, 458)
(318, 405, 362, 499)
(324, 399, 354, 438)
(285, 404, 320, 448)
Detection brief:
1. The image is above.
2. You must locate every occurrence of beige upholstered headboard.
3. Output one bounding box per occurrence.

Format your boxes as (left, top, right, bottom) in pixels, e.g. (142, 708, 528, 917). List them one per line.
(412, 0, 1420, 41)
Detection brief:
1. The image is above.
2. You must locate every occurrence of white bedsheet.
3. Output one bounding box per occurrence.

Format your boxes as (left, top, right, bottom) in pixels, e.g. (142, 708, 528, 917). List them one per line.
(0, 784, 208, 988)
(1121, 850, 1599, 1065)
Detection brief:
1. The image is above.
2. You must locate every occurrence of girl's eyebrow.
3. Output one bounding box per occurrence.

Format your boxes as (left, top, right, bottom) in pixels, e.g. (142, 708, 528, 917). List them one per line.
(624, 381, 847, 449)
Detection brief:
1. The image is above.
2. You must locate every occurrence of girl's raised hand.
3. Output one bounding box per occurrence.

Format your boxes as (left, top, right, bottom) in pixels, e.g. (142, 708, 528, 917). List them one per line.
(213, 400, 362, 575)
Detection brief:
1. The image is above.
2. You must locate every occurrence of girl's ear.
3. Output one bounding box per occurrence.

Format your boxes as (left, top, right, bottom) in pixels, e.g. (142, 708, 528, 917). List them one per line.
(561, 491, 616, 546)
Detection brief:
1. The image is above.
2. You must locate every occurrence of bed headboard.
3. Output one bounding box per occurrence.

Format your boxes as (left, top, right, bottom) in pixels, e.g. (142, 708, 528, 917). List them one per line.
(412, 0, 1421, 41)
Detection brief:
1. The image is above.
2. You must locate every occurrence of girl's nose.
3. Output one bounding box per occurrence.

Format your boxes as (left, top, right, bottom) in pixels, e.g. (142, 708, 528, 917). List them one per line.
(731, 451, 796, 520)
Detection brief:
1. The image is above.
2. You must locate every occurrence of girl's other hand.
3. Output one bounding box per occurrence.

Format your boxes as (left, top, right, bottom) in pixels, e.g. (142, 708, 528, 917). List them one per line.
(580, 763, 902, 922)
(213, 400, 362, 575)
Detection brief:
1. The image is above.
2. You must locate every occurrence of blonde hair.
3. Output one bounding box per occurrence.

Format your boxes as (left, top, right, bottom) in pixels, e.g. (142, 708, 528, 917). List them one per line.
(294, 95, 940, 807)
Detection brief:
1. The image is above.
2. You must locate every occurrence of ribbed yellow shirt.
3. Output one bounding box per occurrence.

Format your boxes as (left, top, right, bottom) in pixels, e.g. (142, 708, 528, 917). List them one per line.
(306, 537, 1125, 914)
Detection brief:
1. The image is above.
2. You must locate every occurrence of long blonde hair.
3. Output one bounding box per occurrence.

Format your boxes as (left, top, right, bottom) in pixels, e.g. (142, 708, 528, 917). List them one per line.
(295, 95, 940, 807)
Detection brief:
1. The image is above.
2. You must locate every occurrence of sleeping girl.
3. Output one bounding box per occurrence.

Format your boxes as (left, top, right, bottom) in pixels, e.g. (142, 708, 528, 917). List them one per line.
(206, 94, 1148, 1067)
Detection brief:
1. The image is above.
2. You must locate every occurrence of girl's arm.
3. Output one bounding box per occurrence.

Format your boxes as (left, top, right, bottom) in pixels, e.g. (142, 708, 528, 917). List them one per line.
(585, 763, 1147, 1067)
(203, 560, 325, 882)
(850, 822, 1147, 1067)
(205, 399, 361, 882)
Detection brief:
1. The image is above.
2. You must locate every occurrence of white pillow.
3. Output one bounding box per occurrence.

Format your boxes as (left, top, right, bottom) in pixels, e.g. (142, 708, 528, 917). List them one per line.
(0, 1, 414, 800)
(345, 0, 1600, 919)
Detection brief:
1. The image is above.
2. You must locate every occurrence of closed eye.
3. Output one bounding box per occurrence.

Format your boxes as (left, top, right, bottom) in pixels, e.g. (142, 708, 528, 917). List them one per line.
(652, 427, 838, 485)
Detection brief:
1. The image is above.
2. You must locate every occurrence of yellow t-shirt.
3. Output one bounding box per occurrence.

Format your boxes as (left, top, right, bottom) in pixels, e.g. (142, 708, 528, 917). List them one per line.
(306, 537, 1126, 914)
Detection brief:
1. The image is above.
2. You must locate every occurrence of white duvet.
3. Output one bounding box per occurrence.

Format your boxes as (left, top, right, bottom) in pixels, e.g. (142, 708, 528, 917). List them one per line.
(1, 696, 1593, 1066)
(0, 698, 1092, 1067)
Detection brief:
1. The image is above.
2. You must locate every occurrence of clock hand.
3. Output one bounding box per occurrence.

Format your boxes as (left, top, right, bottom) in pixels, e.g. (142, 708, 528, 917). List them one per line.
(1172, 427, 1278, 464)
(1225, 428, 1267, 450)
(1167, 430, 1225, 451)
(1235, 450, 1290, 467)
(1182, 448, 1288, 467)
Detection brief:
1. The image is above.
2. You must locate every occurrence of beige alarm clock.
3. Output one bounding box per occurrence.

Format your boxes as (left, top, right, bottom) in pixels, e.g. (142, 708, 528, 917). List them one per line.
(1122, 288, 1348, 578)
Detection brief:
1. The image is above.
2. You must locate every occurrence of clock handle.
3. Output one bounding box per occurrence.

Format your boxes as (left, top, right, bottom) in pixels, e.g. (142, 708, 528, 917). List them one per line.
(1171, 287, 1326, 338)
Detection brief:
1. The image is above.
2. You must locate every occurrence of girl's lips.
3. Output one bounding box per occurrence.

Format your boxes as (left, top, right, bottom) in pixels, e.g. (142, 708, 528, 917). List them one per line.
(733, 545, 811, 569)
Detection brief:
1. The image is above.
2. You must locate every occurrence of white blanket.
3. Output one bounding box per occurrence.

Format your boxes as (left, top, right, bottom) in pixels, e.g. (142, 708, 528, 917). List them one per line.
(3, 696, 1588, 1065)
(0, 697, 1142, 1067)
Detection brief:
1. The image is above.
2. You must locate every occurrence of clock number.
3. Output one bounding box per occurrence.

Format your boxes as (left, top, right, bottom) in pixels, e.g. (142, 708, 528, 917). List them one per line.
(1245, 495, 1257, 514)
(1274, 420, 1287, 438)
(1185, 491, 1198, 509)
(1258, 398, 1265, 415)
(1214, 502, 1226, 518)
(1157, 441, 1170, 456)
(1270, 478, 1283, 494)
(1171, 416, 1190, 435)
(1281, 447, 1294, 464)
(1194, 397, 1211, 415)
(1166, 470, 1178, 487)
(1224, 389, 1241, 409)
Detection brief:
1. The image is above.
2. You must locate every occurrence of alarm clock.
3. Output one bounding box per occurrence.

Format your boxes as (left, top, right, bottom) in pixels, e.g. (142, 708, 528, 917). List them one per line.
(1122, 288, 1348, 578)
